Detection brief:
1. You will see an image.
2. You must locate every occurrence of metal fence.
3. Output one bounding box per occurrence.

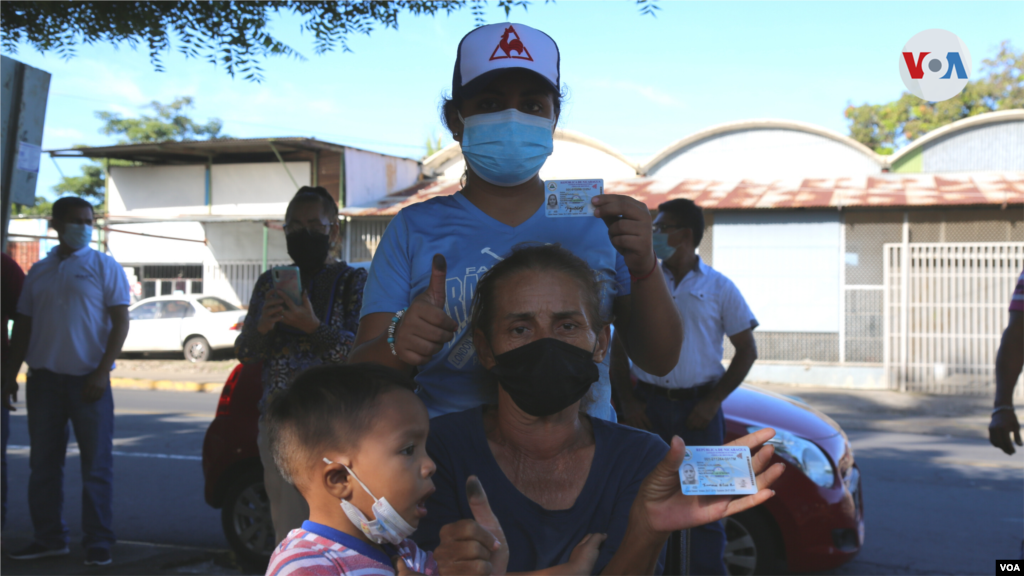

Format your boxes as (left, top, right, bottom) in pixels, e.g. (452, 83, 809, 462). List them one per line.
(884, 242, 1024, 394)
(345, 217, 392, 263)
(203, 260, 290, 307)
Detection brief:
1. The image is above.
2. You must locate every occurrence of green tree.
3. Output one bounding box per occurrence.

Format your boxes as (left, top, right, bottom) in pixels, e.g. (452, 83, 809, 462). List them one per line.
(425, 134, 446, 158)
(11, 196, 53, 218)
(1, 1, 659, 83)
(846, 41, 1023, 154)
(49, 97, 227, 215)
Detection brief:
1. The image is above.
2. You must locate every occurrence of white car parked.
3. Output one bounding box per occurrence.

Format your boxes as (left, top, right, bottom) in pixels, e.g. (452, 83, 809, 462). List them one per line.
(123, 295, 246, 362)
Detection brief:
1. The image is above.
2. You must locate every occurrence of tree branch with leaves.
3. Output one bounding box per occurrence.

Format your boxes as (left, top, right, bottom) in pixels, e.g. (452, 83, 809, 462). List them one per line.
(2, 0, 658, 83)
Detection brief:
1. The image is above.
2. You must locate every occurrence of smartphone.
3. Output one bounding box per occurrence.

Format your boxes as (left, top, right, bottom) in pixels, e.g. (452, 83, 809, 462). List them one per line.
(271, 266, 303, 306)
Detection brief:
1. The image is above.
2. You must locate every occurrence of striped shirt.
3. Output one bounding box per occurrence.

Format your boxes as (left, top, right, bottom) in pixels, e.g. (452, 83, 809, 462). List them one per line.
(267, 521, 438, 576)
(1011, 269, 1024, 312)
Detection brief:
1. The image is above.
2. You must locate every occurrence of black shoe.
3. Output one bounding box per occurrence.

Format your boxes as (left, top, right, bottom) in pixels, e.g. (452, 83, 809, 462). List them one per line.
(8, 542, 70, 560)
(84, 547, 112, 566)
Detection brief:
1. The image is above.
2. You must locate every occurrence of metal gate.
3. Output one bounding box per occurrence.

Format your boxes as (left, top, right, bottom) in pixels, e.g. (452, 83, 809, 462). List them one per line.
(203, 260, 290, 307)
(884, 242, 1024, 394)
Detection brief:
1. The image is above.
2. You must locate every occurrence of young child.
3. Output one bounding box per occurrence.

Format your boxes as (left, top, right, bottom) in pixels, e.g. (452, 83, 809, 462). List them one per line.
(264, 363, 439, 575)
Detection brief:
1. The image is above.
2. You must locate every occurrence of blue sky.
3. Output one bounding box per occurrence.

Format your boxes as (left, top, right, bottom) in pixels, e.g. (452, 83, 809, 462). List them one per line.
(3, 1, 1022, 202)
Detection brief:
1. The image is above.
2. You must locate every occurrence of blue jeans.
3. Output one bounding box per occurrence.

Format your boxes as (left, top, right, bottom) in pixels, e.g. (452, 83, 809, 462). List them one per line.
(2, 404, 9, 529)
(26, 369, 116, 550)
(638, 385, 727, 576)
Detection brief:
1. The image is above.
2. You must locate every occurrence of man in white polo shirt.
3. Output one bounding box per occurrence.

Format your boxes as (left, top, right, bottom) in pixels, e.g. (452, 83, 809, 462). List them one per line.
(613, 198, 759, 576)
(3, 196, 130, 567)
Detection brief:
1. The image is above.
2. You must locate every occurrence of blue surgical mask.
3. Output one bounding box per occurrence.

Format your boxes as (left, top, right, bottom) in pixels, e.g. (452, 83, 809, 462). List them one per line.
(652, 232, 676, 260)
(459, 109, 554, 187)
(62, 224, 92, 251)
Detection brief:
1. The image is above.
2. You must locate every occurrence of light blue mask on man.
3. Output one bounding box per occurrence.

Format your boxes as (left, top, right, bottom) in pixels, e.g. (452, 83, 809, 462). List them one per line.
(652, 232, 676, 260)
(459, 109, 554, 187)
(62, 223, 92, 251)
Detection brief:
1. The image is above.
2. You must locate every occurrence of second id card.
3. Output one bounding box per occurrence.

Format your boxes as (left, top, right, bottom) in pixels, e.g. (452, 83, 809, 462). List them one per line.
(544, 179, 603, 217)
(679, 446, 758, 496)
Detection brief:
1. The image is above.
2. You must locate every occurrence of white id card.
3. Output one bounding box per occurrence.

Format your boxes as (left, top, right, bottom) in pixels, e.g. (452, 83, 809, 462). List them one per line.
(544, 179, 603, 217)
(679, 446, 758, 496)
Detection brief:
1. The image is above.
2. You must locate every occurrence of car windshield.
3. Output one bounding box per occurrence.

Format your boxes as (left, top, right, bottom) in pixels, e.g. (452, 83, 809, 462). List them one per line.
(197, 297, 239, 313)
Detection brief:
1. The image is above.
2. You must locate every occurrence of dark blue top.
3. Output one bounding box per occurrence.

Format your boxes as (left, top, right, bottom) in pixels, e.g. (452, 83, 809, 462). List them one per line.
(413, 407, 669, 574)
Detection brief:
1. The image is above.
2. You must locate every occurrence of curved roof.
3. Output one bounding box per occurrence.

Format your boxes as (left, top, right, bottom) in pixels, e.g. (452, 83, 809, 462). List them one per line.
(641, 119, 883, 176)
(887, 109, 1024, 166)
(421, 129, 638, 178)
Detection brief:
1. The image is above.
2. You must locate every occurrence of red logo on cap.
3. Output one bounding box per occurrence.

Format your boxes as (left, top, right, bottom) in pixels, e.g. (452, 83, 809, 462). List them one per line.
(489, 26, 533, 61)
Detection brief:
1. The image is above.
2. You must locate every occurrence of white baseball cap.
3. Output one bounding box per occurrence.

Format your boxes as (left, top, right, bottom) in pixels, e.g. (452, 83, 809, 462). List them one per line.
(453, 23, 560, 98)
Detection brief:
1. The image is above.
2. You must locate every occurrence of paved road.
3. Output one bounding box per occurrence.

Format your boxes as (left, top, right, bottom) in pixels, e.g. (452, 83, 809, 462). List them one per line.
(2, 388, 239, 574)
(2, 383, 1022, 575)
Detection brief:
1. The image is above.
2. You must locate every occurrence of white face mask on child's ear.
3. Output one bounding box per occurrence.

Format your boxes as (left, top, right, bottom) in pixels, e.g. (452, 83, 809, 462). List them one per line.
(323, 457, 415, 545)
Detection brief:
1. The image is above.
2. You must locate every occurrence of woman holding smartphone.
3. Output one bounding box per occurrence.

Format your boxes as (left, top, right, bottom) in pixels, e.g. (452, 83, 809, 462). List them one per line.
(350, 23, 682, 421)
(235, 186, 366, 544)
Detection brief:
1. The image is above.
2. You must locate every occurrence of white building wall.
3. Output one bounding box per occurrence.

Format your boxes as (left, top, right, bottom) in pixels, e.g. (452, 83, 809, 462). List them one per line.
(921, 120, 1024, 172)
(106, 221, 211, 264)
(108, 162, 310, 218)
(109, 165, 206, 216)
(650, 129, 881, 180)
(210, 162, 309, 215)
(714, 211, 841, 333)
(345, 148, 420, 208)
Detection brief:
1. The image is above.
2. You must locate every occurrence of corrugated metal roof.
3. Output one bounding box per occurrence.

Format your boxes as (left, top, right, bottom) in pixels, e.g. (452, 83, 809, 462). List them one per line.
(48, 137, 418, 163)
(339, 172, 1024, 216)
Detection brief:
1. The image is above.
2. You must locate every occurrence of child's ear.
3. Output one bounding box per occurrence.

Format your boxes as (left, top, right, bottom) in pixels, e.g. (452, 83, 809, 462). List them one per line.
(323, 461, 355, 500)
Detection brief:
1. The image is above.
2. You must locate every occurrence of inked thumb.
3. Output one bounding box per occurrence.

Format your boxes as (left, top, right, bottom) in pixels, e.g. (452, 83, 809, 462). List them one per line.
(659, 436, 687, 475)
(466, 475, 502, 550)
(427, 254, 447, 308)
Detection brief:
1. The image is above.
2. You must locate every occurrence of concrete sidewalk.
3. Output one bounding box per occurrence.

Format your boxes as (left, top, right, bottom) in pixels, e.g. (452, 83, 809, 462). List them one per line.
(16, 359, 239, 394)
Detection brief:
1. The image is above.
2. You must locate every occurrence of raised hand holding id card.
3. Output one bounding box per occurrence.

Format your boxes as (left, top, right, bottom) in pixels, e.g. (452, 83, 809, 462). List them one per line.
(544, 179, 603, 217)
(679, 446, 759, 496)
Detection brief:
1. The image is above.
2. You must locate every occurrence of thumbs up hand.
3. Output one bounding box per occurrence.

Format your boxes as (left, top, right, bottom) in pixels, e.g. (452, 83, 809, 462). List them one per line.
(433, 476, 508, 576)
(394, 254, 460, 366)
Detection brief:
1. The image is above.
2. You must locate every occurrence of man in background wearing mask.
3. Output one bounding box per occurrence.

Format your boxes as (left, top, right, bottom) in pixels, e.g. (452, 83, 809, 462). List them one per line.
(5, 196, 130, 566)
(612, 198, 758, 576)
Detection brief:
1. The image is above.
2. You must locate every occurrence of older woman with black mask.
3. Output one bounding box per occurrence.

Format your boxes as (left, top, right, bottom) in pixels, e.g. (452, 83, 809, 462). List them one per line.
(414, 244, 783, 575)
(236, 186, 367, 545)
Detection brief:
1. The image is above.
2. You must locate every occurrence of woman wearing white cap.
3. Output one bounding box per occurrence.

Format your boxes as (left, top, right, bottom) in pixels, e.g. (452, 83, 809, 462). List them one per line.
(350, 23, 681, 423)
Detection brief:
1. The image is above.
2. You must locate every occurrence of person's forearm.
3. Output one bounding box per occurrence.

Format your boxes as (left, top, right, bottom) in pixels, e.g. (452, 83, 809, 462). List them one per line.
(6, 318, 31, 382)
(623, 274, 682, 376)
(609, 332, 639, 405)
(97, 319, 129, 372)
(710, 345, 757, 403)
(601, 507, 667, 576)
(347, 330, 414, 373)
(994, 326, 1024, 407)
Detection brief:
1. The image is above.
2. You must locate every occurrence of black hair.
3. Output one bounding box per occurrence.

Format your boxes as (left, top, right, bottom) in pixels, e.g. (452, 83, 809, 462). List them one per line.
(440, 75, 565, 137)
(265, 363, 417, 486)
(471, 244, 606, 342)
(657, 198, 705, 247)
(51, 196, 94, 223)
(284, 186, 339, 224)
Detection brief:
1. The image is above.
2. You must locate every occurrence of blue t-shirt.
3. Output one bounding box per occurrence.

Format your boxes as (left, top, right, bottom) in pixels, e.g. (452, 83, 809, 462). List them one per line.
(413, 407, 669, 574)
(361, 192, 631, 419)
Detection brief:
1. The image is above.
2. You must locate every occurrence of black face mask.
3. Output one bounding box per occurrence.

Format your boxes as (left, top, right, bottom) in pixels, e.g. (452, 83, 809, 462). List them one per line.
(488, 338, 600, 417)
(286, 229, 330, 270)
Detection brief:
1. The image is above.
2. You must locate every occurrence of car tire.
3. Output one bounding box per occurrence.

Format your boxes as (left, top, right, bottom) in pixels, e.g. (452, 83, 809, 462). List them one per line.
(724, 508, 786, 576)
(184, 336, 211, 363)
(221, 468, 274, 572)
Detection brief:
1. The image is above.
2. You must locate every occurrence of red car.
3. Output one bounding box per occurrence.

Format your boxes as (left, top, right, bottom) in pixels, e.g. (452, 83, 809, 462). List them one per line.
(202, 365, 863, 574)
